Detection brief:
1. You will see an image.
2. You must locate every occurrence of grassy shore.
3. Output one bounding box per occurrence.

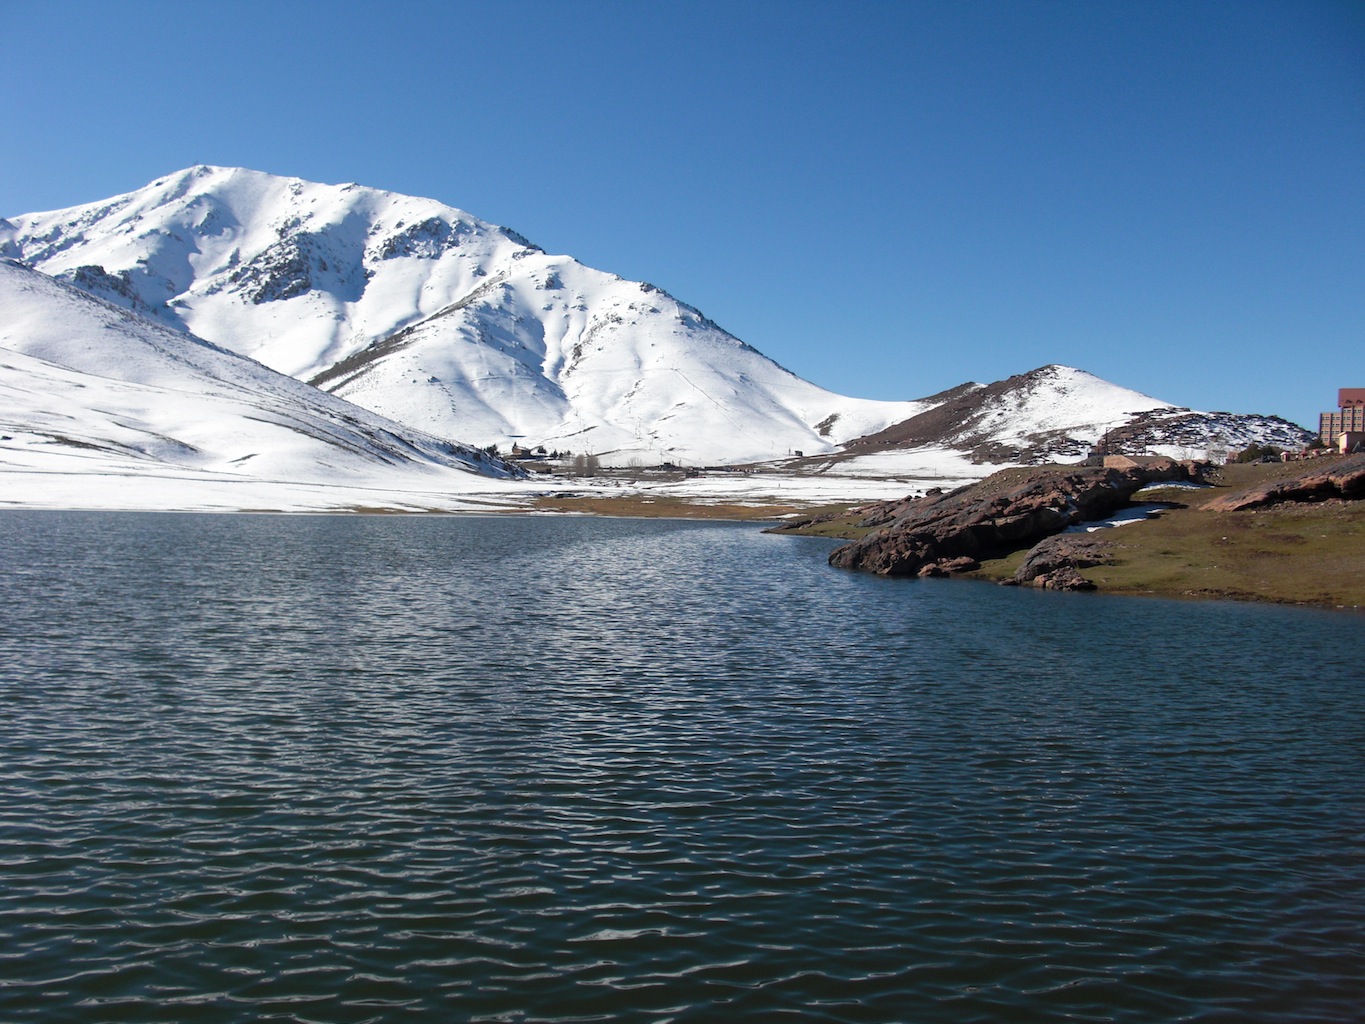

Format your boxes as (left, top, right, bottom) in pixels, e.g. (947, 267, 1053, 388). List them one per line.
(965, 465, 1365, 609)
(782, 461, 1365, 609)
(967, 497, 1365, 608)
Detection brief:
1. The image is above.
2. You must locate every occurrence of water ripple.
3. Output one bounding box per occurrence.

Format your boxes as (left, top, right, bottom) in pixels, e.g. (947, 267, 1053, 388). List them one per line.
(1, 511, 1362, 1023)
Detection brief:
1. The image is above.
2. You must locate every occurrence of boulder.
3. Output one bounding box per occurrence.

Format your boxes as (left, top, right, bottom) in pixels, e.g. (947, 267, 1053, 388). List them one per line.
(1010, 533, 1112, 589)
(917, 555, 981, 578)
(1031, 566, 1098, 591)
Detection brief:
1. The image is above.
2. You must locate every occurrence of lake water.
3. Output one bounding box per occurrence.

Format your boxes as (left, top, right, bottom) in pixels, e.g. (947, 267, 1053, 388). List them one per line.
(1, 510, 1362, 1023)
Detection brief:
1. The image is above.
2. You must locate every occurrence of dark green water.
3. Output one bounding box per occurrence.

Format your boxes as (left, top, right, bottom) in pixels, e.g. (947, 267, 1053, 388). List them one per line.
(0, 510, 1361, 1023)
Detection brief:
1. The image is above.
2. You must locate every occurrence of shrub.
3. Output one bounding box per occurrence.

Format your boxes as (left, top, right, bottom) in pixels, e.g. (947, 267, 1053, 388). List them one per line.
(1233, 443, 1285, 463)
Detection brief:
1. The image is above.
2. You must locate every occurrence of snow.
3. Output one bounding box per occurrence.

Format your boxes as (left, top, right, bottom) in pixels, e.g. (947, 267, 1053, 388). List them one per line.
(1134, 480, 1211, 493)
(611, 471, 960, 507)
(989, 365, 1170, 441)
(0, 257, 949, 513)
(0, 258, 523, 509)
(2, 167, 1313, 513)
(0, 464, 945, 516)
(902, 364, 1176, 460)
(2, 166, 926, 465)
(0, 468, 526, 515)
(1064, 503, 1174, 532)
(796, 444, 989, 483)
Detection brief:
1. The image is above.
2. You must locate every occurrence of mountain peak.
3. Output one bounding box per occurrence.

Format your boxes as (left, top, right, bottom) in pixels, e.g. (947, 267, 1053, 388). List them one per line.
(2, 169, 1309, 468)
(2, 167, 924, 463)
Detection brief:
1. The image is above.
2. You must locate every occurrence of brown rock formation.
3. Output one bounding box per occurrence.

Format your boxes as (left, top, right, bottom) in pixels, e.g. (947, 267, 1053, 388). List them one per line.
(917, 555, 981, 578)
(1009, 533, 1113, 590)
(1204, 454, 1365, 512)
(828, 460, 1190, 576)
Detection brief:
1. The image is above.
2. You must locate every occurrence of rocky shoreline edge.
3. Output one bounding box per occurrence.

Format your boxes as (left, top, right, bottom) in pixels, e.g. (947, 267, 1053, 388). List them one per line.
(770, 454, 1365, 607)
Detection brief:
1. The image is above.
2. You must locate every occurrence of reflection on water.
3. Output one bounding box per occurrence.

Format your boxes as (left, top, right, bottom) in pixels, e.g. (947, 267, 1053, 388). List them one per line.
(0, 510, 1362, 1023)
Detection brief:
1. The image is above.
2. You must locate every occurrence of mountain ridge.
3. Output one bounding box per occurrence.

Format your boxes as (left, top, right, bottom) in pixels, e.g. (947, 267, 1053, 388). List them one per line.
(2, 166, 1312, 470)
(837, 365, 1313, 465)
(2, 166, 926, 464)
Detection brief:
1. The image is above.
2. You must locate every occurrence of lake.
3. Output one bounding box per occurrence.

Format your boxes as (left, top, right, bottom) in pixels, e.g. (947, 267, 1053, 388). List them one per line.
(0, 511, 1361, 1023)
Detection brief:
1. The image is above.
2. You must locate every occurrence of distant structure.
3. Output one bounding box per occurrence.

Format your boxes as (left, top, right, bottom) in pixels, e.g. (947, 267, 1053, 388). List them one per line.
(1102, 454, 1177, 471)
(1318, 388, 1365, 445)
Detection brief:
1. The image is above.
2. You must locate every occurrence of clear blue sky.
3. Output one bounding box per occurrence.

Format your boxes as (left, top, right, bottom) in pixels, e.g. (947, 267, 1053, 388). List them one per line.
(3, 0, 1361, 428)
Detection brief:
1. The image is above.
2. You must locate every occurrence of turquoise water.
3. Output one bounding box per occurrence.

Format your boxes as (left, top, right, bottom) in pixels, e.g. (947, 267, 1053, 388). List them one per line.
(1, 511, 1362, 1023)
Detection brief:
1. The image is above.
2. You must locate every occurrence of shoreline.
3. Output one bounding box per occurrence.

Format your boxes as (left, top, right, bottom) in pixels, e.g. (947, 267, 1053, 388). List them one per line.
(5, 461, 1361, 611)
(774, 459, 1365, 612)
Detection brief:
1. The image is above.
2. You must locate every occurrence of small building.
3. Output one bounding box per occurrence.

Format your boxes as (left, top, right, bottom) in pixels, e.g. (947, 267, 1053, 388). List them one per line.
(1339, 431, 1365, 455)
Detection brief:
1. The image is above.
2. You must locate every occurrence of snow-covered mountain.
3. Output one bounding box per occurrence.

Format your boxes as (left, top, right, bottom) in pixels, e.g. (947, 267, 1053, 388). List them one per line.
(0, 257, 520, 490)
(2, 167, 1314, 474)
(1, 165, 924, 465)
(839, 365, 1313, 465)
(842, 366, 1170, 463)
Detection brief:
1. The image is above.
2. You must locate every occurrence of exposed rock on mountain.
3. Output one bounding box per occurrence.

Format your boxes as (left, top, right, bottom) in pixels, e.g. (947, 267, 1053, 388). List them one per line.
(823, 460, 1194, 576)
(839, 366, 1172, 464)
(832, 365, 1313, 469)
(1097, 407, 1315, 459)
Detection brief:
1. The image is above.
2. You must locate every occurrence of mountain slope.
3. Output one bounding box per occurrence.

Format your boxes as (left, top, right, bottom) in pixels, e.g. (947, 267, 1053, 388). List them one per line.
(1, 166, 925, 464)
(0, 258, 520, 487)
(2, 167, 1315, 472)
(813, 365, 1313, 479)
(843, 366, 1172, 462)
(1092, 406, 1315, 459)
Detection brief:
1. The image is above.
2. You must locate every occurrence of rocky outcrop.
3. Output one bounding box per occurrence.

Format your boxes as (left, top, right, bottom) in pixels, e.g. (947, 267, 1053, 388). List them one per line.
(827, 460, 1192, 576)
(1204, 454, 1365, 511)
(1009, 533, 1113, 590)
(917, 555, 981, 578)
(1097, 407, 1315, 459)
